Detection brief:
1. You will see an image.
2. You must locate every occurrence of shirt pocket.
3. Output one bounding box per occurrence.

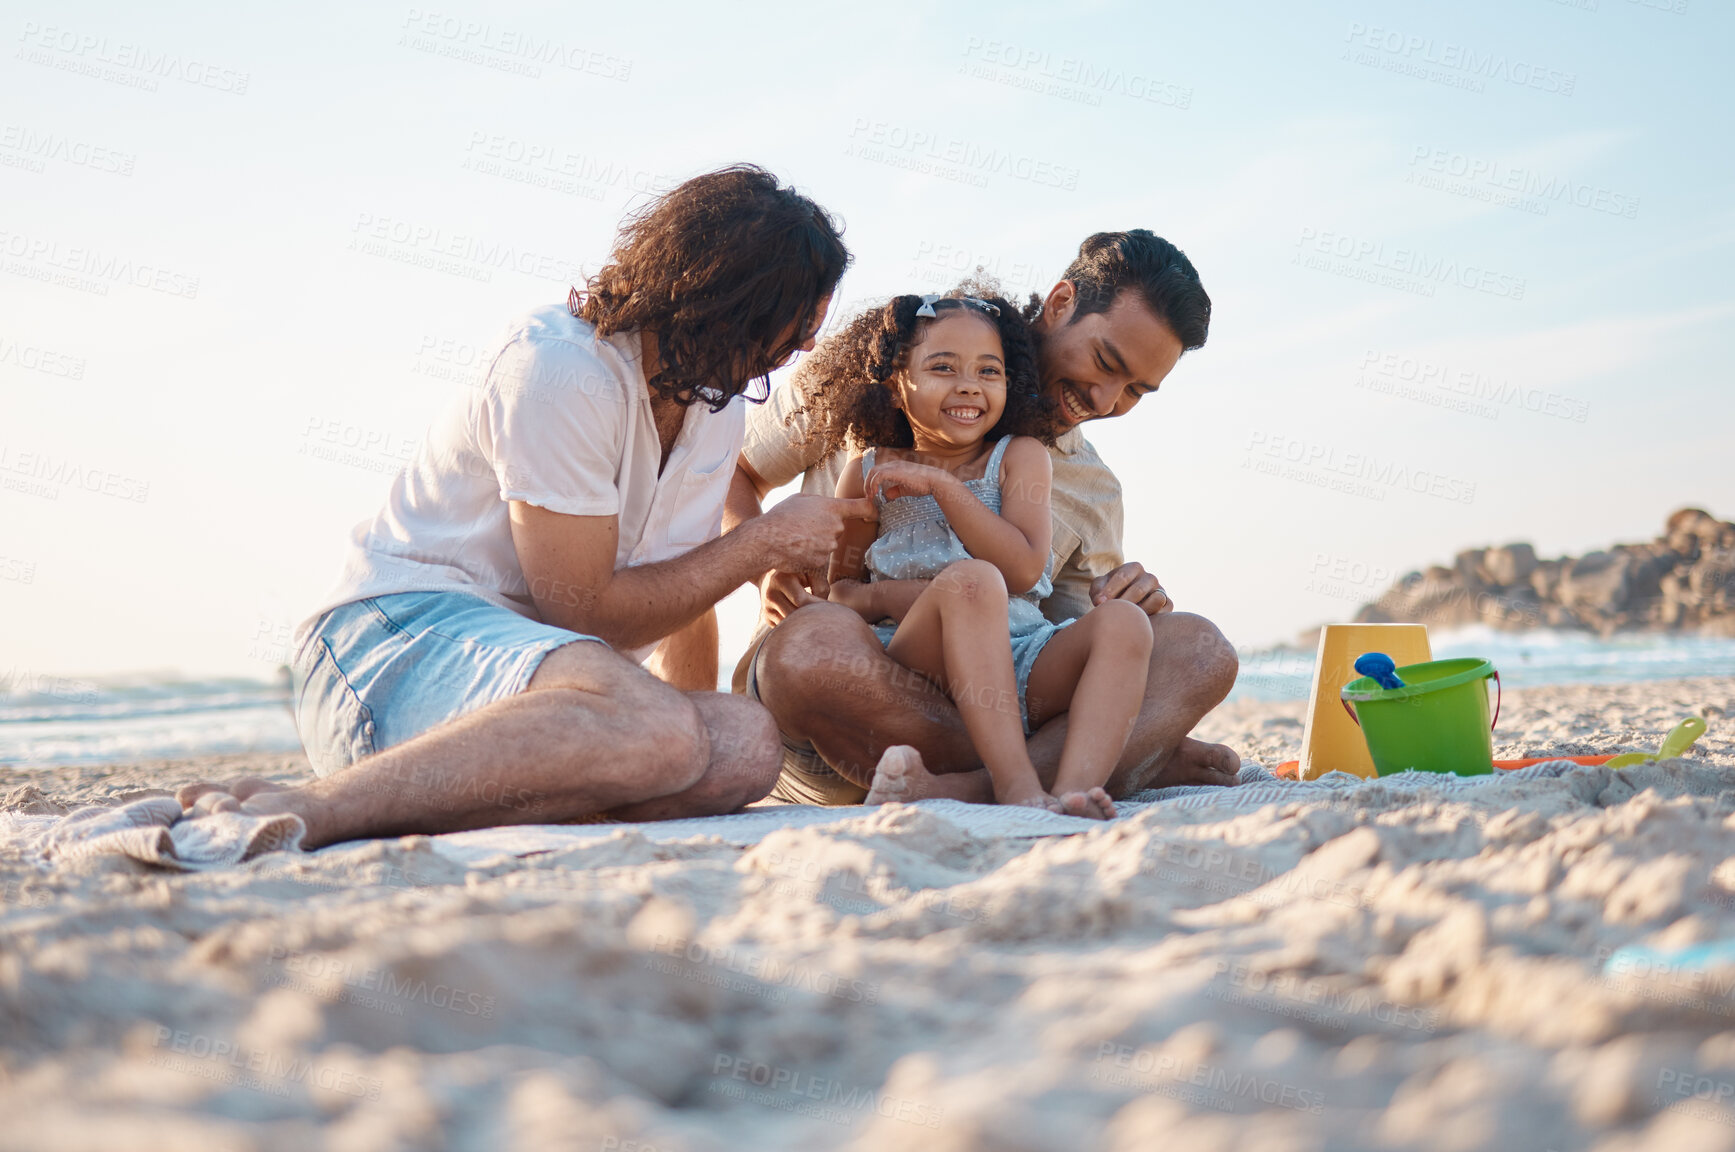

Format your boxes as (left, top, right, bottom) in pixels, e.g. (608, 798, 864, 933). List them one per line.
(665, 448, 736, 551)
(1049, 519, 1083, 580)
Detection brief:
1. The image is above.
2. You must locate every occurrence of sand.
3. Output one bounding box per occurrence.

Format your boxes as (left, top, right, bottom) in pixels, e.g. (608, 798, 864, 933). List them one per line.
(3, 676, 1734, 1151)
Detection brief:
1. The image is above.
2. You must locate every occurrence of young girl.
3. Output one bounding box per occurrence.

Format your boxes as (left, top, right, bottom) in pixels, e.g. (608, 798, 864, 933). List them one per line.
(800, 292, 1153, 819)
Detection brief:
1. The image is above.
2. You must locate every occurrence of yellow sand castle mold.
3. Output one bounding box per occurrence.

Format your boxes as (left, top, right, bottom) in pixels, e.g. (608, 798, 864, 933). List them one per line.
(1298, 624, 1431, 781)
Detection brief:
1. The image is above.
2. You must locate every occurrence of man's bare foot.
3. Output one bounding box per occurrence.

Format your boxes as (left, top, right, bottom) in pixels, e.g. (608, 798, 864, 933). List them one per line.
(1057, 787, 1117, 820)
(1128, 736, 1241, 792)
(865, 745, 939, 806)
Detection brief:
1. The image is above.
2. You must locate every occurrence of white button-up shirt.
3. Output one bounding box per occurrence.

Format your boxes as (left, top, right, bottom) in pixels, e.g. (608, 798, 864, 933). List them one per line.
(303, 304, 744, 662)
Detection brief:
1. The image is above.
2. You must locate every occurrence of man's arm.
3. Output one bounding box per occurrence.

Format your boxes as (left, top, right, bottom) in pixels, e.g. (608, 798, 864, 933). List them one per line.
(511, 495, 873, 651)
(728, 457, 832, 622)
(731, 375, 829, 527)
(724, 458, 774, 533)
(729, 379, 841, 623)
(1044, 447, 1168, 616)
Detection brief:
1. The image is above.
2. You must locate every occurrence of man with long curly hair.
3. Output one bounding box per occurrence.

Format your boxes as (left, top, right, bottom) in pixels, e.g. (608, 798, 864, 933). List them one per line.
(727, 230, 1243, 805)
(177, 166, 870, 847)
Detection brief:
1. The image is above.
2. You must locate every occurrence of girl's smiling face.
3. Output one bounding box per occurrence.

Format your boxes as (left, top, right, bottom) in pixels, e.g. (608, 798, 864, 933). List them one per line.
(892, 311, 1007, 454)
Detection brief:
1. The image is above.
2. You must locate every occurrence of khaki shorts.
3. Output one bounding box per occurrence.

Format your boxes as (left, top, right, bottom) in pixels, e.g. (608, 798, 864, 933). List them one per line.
(734, 624, 868, 807)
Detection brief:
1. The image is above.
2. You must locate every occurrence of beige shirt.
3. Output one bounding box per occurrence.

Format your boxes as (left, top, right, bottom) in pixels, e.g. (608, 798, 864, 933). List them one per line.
(742, 376, 1125, 624)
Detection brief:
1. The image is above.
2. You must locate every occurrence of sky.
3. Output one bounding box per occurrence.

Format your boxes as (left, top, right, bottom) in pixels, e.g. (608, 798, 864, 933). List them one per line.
(2, 0, 1731, 682)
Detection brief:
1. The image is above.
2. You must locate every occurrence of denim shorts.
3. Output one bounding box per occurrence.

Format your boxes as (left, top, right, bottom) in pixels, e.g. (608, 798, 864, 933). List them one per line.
(291, 591, 603, 777)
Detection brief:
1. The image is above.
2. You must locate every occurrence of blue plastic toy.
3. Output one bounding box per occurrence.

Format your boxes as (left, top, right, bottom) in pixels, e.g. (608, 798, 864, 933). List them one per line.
(1354, 652, 1405, 691)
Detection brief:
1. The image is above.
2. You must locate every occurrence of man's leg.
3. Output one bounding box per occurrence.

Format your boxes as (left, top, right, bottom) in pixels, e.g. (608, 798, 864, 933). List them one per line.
(757, 604, 1240, 802)
(180, 642, 780, 848)
(1101, 610, 1241, 794)
(602, 692, 780, 822)
(754, 603, 980, 790)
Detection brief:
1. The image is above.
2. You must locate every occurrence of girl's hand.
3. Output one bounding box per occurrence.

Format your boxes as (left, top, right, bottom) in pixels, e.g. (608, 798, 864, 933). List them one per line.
(865, 460, 961, 503)
(827, 579, 878, 621)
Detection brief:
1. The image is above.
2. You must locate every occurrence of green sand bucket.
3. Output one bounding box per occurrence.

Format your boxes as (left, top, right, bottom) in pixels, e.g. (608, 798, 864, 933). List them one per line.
(1340, 658, 1502, 777)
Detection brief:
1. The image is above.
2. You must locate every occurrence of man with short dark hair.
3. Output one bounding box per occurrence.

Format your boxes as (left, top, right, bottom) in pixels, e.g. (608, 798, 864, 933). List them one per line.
(726, 230, 1243, 806)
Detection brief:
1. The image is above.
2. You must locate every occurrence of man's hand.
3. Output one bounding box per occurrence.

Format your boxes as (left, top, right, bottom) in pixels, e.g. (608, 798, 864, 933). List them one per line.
(1091, 562, 1173, 616)
(759, 570, 826, 625)
(749, 493, 876, 588)
(510, 490, 871, 651)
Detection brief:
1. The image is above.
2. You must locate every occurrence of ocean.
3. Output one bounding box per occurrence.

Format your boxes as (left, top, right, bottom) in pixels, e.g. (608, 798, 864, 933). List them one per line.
(0, 672, 299, 768)
(1231, 626, 1735, 702)
(4, 629, 1734, 766)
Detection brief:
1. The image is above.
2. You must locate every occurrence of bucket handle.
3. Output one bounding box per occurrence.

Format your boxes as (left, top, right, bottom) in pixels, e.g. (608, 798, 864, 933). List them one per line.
(1342, 670, 1502, 730)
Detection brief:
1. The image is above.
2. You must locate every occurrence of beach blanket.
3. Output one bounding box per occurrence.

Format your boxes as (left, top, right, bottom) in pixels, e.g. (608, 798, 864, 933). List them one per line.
(423, 758, 1608, 862)
(5, 759, 1607, 872)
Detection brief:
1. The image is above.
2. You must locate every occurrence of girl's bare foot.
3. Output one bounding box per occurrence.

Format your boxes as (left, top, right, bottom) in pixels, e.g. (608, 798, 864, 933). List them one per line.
(865, 745, 939, 806)
(1057, 787, 1117, 820)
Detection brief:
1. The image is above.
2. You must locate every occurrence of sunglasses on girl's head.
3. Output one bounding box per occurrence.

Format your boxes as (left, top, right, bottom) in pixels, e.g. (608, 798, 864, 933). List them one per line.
(915, 294, 1000, 318)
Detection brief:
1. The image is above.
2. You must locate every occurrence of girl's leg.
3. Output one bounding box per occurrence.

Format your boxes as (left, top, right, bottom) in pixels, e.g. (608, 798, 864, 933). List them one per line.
(882, 559, 1050, 808)
(1024, 599, 1154, 802)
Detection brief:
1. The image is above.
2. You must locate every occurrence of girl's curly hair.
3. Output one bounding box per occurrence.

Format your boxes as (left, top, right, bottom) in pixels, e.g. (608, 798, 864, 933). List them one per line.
(790, 289, 1058, 458)
(571, 164, 850, 412)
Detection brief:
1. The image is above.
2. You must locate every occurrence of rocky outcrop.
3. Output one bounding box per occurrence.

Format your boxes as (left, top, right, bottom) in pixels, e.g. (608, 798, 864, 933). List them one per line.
(1353, 508, 1735, 636)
